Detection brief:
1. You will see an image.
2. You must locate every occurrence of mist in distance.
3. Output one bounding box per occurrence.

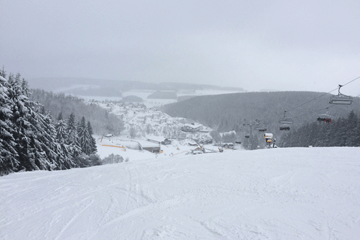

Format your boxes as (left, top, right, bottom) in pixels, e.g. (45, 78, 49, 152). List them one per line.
(1, 0, 360, 95)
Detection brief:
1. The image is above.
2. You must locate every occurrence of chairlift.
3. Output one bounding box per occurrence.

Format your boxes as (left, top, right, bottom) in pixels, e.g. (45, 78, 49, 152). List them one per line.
(317, 115, 332, 123)
(279, 111, 293, 125)
(255, 120, 267, 132)
(329, 85, 353, 105)
(317, 108, 332, 123)
(280, 125, 290, 131)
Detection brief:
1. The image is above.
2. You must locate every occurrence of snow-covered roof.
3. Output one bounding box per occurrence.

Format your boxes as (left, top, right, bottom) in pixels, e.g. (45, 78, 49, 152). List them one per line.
(147, 136, 165, 141)
(220, 130, 236, 137)
(264, 133, 273, 138)
(183, 123, 202, 128)
(137, 139, 159, 147)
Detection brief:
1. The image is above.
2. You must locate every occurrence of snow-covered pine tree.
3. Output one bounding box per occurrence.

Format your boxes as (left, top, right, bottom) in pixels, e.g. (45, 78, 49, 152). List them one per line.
(87, 121, 97, 154)
(66, 113, 82, 159)
(33, 106, 77, 170)
(7, 74, 34, 171)
(0, 75, 19, 175)
(56, 112, 68, 144)
(10, 77, 62, 170)
(21, 78, 30, 97)
(77, 116, 92, 155)
(26, 103, 58, 170)
(3, 71, 78, 172)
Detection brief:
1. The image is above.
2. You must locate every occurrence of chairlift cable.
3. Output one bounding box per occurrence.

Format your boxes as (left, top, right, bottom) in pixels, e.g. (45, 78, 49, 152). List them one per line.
(290, 105, 336, 119)
(282, 75, 360, 114)
(339, 75, 360, 88)
(285, 88, 337, 114)
(275, 75, 360, 127)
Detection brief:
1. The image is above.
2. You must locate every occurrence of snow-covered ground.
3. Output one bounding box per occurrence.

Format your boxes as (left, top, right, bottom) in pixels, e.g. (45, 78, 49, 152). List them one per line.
(96, 136, 220, 161)
(2, 147, 360, 239)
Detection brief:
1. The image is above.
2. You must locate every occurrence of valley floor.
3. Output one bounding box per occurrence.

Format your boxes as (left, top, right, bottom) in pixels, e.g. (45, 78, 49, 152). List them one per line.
(1, 147, 360, 239)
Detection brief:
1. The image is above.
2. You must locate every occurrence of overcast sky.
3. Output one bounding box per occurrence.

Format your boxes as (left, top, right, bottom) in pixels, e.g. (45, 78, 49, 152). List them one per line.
(1, 0, 359, 94)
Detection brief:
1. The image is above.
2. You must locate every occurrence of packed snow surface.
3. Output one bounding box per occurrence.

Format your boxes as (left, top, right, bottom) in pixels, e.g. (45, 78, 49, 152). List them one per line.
(1, 147, 360, 240)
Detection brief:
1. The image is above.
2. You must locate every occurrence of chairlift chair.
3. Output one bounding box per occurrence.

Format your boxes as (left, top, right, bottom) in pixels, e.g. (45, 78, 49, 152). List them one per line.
(279, 111, 293, 125)
(317, 114, 332, 123)
(280, 125, 290, 131)
(279, 111, 292, 130)
(329, 85, 353, 105)
(317, 108, 332, 123)
(255, 120, 267, 132)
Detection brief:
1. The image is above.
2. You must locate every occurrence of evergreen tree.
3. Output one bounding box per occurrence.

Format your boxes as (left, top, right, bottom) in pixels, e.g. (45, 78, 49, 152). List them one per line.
(77, 116, 92, 155)
(21, 78, 30, 97)
(279, 112, 360, 148)
(0, 75, 19, 175)
(7, 76, 34, 171)
(66, 113, 82, 158)
(55, 112, 68, 144)
(66, 113, 78, 145)
(87, 121, 97, 154)
(0, 66, 6, 78)
(0, 68, 108, 175)
(345, 111, 358, 146)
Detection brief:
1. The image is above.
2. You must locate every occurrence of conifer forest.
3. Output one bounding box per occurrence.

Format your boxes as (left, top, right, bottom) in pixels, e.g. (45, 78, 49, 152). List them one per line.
(0, 70, 100, 176)
(279, 111, 360, 148)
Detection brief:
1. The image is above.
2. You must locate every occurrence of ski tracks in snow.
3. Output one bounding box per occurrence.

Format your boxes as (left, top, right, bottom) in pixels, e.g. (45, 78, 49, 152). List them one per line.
(2, 147, 360, 239)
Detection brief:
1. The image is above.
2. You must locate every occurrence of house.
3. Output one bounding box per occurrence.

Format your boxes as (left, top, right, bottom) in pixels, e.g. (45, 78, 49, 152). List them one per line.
(191, 147, 204, 154)
(222, 143, 234, 149)
(142, 146, 161, 153)
(147, 136, 172, 145)
(181, 123, 202, 132)
(186, 139, 199, 146)
(138, 140, 161, 153)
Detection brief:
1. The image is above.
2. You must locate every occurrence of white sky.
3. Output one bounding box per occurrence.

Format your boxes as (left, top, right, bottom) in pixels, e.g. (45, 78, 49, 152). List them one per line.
(1, 0, 360, 95)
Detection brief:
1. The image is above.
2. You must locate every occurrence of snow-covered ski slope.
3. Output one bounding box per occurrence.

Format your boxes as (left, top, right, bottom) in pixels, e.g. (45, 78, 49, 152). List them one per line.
(1, 147, 360, 240)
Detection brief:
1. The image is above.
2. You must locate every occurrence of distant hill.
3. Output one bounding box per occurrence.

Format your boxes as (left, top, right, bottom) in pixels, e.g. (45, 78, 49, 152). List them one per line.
(26, 77, 245, 97)
(161, 91, 360, 136)
(148, 91, 177, 99)
(122, 95, 143, 102)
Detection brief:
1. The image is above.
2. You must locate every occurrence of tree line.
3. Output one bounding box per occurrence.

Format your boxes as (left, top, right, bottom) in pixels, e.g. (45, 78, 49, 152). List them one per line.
(0, 69, 99, 176)
(162, 91, 360, 137)
(279, 111, 360, 147)
(30, 89, 124, 135)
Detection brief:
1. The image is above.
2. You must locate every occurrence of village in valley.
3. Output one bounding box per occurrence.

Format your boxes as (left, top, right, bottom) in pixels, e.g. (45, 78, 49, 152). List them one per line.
(86, 94, 238, 159)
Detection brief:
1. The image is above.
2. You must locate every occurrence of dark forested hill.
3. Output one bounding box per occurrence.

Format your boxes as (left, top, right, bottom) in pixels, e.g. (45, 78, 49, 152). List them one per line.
(162, 91, 360, 137)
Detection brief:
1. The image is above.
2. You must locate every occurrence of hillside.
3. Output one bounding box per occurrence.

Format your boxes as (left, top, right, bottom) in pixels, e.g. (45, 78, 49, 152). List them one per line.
(29, 89, 124, 135)
(162, 91, 360, 135)
(1, 147, 360, 239)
